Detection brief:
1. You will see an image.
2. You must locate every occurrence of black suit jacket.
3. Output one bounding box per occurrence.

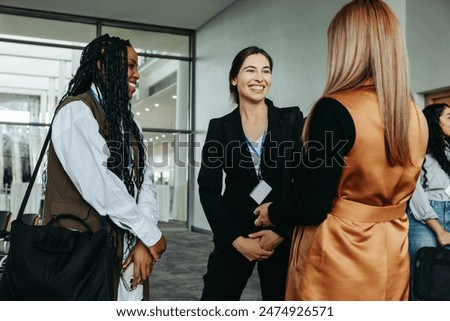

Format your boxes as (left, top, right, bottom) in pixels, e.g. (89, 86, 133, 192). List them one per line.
(198, 99, 304, 249)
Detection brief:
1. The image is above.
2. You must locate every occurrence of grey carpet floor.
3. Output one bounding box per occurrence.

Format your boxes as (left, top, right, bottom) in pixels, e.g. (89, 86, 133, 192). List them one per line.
(148, 228, 261, 301)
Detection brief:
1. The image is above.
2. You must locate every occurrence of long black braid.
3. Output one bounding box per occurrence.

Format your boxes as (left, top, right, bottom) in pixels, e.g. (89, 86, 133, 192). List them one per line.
(58, 34, 147, 260)
(422, 103, 450, 188)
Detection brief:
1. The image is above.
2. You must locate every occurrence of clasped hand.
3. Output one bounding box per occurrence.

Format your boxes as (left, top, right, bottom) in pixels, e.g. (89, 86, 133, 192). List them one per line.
(253, 202, 274, 227)
(232, 230, 284, 262)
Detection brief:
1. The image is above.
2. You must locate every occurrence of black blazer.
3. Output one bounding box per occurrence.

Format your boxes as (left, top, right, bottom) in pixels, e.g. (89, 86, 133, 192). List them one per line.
(198, 99, 304, 249)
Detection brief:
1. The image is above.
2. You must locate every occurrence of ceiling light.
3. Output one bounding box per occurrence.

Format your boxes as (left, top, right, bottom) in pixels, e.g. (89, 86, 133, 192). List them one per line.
(154, 103, 159, 107)
(172, 95, 177, 99)
(156, 136, 159, 140)
(136, 112, 141, 116)
(145, 108, 150, 112)
(162, 134, 166, 138)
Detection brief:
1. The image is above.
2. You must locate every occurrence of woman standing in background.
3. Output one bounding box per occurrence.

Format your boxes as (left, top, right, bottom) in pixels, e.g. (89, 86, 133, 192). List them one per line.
(408, 103, 450, 300)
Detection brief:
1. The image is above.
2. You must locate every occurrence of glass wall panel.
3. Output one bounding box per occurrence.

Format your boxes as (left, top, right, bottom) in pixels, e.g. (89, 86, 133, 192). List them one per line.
(0, 13, 95, 45)
(0, 11, 192, 227)
(143, 131, 190, 224)
(131, 59, 190, 131)
(0, 123, 48, 219)
(0, 41, 82, 122)
(101, 26, 190, 57)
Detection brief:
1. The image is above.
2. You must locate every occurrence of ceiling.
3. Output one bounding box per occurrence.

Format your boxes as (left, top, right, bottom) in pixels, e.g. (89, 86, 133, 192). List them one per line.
(0, 0, 238, 30)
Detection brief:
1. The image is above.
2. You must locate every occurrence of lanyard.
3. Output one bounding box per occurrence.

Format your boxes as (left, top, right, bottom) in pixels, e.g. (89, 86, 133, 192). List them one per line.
(245, 130, 266, 180)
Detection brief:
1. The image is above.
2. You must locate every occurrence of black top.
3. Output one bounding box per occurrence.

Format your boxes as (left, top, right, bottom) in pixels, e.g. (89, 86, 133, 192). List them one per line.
(269, 97, 356, 226)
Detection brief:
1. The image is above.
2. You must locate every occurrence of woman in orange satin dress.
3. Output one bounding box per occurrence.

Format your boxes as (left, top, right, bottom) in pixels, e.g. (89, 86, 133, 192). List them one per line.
(254, 0, 428, 300)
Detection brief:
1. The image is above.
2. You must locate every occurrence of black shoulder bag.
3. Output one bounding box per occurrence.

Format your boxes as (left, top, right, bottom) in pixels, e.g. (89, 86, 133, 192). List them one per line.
(0, 127, 114, 300)
(413, 246, 450, 301)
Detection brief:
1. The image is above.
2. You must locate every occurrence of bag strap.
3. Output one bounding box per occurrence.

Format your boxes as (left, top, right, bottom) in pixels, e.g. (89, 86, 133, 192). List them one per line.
(47, 213, 93, 232)
(16, 127, 52, 221)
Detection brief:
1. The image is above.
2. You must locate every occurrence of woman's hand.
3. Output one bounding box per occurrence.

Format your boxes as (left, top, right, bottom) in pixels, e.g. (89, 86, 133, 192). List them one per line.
(122, 239, 154, 290)
(425, 218, 450, 247)
(232, 236, 274, 261)
(254, 202, 274, 227)
(248, 230, 284, 251)
(436, 229, 450, 247)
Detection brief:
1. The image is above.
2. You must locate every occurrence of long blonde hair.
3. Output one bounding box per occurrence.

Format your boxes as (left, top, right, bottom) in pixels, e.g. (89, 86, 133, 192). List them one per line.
(303, 0, 412, 166)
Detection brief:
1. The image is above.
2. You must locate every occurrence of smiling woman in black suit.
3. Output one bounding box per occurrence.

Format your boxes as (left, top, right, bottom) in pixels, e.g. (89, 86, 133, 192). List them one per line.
(197, 46, 304, 300)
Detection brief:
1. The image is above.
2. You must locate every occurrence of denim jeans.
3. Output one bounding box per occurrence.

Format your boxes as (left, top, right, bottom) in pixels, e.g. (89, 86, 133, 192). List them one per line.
(408, 200, 450, 300)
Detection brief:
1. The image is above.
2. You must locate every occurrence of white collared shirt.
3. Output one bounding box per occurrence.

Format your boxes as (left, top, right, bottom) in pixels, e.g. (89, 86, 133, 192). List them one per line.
(409, 148, 450, 222)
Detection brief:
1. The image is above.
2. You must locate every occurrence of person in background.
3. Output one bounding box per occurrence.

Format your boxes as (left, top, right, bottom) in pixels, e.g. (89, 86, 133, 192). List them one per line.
(255, 0, 427, 300)
(43, 34, 166, 300)
(408, 103, 450, 300)
(198, 46, 304, 300)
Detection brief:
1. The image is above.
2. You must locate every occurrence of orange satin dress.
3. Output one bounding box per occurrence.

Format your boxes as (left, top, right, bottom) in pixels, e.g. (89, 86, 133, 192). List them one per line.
(285, 86, 428, 300)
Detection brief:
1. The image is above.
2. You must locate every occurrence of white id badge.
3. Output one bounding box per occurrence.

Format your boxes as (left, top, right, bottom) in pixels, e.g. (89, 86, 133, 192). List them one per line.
(249, 180, 272, 204)
(445, 186, 450, 198)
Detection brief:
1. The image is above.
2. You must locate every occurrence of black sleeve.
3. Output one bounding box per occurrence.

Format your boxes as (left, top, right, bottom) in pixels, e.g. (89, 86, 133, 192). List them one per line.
(197, 119, 242, 249)
(269, 97, 355, 226)
(269, 107, 304, 238)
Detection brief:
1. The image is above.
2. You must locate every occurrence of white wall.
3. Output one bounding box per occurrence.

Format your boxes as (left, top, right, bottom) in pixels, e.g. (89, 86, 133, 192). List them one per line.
(406, 0, 450, 96)
(192, 0, 449, 231)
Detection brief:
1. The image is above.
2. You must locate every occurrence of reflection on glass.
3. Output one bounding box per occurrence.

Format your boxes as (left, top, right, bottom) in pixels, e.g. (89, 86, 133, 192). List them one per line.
(0, 123, 48, 216)
(143, 131, 189, 224)
(131, 59, 189, 130)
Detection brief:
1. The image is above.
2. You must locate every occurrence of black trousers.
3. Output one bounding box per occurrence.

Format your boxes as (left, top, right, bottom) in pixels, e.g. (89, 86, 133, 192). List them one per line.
(201, 238, 291, 301)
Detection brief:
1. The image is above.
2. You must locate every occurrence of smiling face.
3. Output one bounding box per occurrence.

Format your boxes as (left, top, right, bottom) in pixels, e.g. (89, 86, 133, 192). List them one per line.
(127, 46, 140, 99)
(231, 53, 272, 105)
(439, 106, 450, 138)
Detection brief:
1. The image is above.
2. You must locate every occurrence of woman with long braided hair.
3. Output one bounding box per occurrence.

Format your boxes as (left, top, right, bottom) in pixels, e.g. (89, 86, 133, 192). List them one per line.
(408, 103, 450, 300)
(43, 34, 166, 300)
